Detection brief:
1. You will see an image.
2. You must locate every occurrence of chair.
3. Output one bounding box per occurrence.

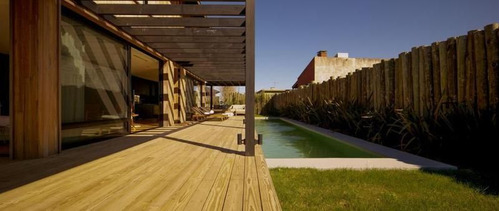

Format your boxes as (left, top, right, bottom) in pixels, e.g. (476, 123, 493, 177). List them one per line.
(192, 107, 229, 121)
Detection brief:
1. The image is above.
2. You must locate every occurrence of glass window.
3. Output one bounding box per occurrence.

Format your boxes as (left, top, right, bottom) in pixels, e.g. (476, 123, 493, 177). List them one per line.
(61, 15, 129, 149)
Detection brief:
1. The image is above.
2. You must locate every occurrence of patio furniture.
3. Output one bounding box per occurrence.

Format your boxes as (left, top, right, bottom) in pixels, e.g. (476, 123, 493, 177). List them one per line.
(192, 107, 228, 121)
(229, 105, 245, 115)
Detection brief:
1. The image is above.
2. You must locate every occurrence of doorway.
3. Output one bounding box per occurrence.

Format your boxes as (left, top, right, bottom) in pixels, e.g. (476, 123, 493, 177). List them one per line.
(130, 48, 160, 132)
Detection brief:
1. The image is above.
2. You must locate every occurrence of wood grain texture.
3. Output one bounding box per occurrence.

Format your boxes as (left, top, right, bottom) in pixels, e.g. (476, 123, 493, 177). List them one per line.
(269, 24, 498, 116)
(456, 36, 467, 103)
(11, 0, 60, 159)
(484, 24, 499, 108)
(446, 38, 458, 104)
(162, 61, 176, 126)
(473, 30, 488, 110)
(431, 42, 442, 107)
(465, 31, 478, 107)
(0, 116, 281, 210)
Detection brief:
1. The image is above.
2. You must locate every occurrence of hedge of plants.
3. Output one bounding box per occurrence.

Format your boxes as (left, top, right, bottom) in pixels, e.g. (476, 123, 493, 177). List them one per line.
(262, 98, 498, 193)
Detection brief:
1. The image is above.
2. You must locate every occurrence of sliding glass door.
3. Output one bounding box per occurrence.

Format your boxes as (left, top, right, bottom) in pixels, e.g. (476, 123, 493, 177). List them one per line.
(60, 14, 129, 149)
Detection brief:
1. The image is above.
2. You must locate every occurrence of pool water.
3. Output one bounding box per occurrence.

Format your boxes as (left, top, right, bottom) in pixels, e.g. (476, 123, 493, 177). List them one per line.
(256, 119, 382, 158)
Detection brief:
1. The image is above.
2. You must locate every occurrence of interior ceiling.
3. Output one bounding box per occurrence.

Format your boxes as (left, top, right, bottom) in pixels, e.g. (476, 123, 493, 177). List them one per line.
(79, 0, 248, 86)
(131, 48, 160, 81)
(0, 0, 9, 54)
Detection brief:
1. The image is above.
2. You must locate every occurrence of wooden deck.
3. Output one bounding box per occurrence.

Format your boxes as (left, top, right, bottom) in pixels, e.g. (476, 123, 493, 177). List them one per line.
(0, 117, 281, 210)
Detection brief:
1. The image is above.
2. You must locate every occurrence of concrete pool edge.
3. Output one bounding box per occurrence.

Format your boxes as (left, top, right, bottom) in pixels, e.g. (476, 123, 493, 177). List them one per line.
(272, 117, 456, 170)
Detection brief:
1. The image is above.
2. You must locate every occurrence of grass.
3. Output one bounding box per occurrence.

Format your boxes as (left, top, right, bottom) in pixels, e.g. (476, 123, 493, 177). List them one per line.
(270, 168, 498, 211)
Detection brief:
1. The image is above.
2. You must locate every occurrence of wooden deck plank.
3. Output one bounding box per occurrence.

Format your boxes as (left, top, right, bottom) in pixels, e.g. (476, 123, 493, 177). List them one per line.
(223, 144, 245, 211)
(92, 129, 225, 210)
(255, 146, 282, 211)
(0, 137, 181, 210)
(184, 121, 241, 211)
(0, 117, 280, 211)
(202, 139, 239, 210)
(244, 155, 262, 211)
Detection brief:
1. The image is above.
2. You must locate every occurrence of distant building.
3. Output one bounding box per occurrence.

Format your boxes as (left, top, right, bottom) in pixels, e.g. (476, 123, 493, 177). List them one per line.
(256, 87, 288, 97)
(292, 50, 383, 88)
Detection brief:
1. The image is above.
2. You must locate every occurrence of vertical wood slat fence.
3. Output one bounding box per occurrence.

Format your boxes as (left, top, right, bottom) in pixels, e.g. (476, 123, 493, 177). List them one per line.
(270, 24, 498, 116)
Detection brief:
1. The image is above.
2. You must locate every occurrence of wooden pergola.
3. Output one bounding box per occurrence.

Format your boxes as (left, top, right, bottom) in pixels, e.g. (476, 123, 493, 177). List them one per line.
(77, 0, 256, 155)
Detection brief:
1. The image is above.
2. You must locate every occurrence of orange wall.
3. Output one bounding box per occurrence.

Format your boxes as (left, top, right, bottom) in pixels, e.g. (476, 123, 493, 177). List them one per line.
(293, 58, 315, 88)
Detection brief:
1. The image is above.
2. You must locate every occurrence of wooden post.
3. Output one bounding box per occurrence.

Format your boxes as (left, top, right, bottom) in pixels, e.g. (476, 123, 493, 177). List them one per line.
(421, 46, 433, 114)
(402, 52, 413, 109)
(200, 83, 206, 108)
(395, 54, 404, 109)
(178, 68, 187, 123)
(384, 59, 395, 107)
(379, 62, 386, 109)
(438, 41, 448, 105)
(411, 47, 420, 114)
(446, 38, 458, 104)
(210, 85, 214, 110)
(484, 24, 499, 108)
(465, 30, 477, 107)
(245, 0, 255, 156)
(173, 67, 180, 122)
(456, 36, 467, 103)
(162, 61, 175, 126)
(11, 0, 60, 159)
(373, 64, 381, 109)
(473, 30, 488, 110)
(431, 42, 441, 108)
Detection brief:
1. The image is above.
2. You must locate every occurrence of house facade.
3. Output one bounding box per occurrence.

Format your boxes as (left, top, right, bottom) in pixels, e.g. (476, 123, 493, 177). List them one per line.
(0, 0, 256, 159)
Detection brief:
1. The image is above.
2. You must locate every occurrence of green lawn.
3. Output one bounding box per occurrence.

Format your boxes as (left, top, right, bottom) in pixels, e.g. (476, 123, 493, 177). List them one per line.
(270, 168, 498, 211)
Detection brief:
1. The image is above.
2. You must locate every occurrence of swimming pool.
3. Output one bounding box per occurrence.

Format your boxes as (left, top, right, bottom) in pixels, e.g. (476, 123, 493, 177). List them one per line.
(256, 119, 382, 158)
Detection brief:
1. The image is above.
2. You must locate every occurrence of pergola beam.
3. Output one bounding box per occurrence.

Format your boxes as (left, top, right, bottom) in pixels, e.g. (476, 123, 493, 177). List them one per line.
(89, 4, 245, 16)
(149, 43, 245, 49)
(123, 27, 245, 37)
(174, 57, 245, 62)
(105, 16, 245, 27)
(190, 64, 246, 68)
(189, 68, 246, 71)
(158, 48, 245, 54)
(207, 81, 245, 86)
(137, 36, 245, 43)
(167, 53, 245, 58)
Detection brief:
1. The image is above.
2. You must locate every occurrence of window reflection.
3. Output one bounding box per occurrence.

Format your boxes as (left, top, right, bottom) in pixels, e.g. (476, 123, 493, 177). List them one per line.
(61, 15, 129, 149)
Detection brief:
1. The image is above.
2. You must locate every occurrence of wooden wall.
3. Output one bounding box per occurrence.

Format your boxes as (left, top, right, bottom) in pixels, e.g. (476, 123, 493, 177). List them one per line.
(271, 23, 499, 116)
(11, 0, 61, 159)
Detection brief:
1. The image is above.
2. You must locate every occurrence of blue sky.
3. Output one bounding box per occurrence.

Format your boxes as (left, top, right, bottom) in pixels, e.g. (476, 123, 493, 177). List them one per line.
(254, 0, 499, 91)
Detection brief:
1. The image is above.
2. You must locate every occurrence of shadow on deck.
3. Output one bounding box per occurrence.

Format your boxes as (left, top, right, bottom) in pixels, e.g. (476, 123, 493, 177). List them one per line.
(0, 117, 281, 210)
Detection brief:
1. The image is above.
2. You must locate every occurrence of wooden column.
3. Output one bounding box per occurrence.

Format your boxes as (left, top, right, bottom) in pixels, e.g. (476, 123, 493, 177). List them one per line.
(200, 83, 206, 107)
(173, 68, 180, 122)
(178, 68, 187, 123)
(210, 86, 214, 110)
(11, 0, 60, 159)
(162, 61, 175, 126)
(245, 0, 255, 156)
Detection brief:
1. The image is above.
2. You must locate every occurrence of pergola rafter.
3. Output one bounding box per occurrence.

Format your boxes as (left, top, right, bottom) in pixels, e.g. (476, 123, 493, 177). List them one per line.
(79, 0, 249, 84)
